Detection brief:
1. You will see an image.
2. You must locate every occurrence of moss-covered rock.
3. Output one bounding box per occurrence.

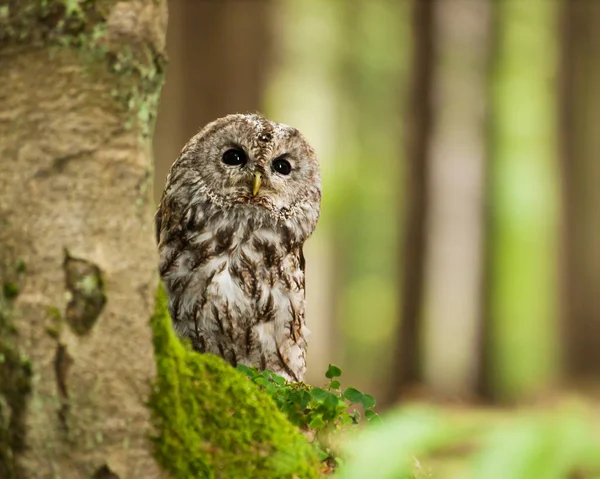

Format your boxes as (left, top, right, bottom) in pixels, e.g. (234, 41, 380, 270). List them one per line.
(149, 286, 321, 479)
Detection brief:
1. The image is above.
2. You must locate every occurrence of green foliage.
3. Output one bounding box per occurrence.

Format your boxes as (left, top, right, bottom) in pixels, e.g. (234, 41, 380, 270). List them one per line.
(337, 403, 600, 479)
(325, 364, 342, 379)
(148, 285, 321, 479)
(238, 363, 381, 433)
(237, 362, 381, 473)
(338, 407, 451, 479)
(473, 406, 600, 479)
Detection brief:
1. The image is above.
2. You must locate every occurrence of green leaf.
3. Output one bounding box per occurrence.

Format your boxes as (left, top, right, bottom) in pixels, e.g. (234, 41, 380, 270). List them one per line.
(325, 364, 342, 379)
(336, 398, 349, 415)
(330, 380, 341, 390)
(236, 364, 257, 378)
(310, 387, 329, 402)
(315, 445, 330, 461)
(298, 389, 312, 409)
(365, 409, 382, 424)
(309, 415, 325, 429)
(254, 377, 268, 387)
(269, 372, 286, 386)
(369, 414, 383, 425)
(365, 409, 377, 420)
(361, 394, 376, 409)
(324, 392, 340, 414)
(340, 413, 354, 426)
(264, 383, 278, 395)
(344, 387, 364, 404)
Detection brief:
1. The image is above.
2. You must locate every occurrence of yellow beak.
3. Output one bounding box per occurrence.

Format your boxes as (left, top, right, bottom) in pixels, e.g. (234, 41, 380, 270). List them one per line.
(252, 172, 262, 196)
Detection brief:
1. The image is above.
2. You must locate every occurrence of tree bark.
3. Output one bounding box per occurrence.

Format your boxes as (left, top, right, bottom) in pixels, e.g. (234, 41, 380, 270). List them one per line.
(0, 2, 167, 477)
(560, 0, 600, 381)
(389, 0, 435, 399)
(422, 0, 491, 398)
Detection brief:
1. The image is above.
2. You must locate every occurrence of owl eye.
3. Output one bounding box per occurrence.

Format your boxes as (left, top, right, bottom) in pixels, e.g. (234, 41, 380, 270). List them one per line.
(272, 158, 292, 176)
(222, 148, 247, 166)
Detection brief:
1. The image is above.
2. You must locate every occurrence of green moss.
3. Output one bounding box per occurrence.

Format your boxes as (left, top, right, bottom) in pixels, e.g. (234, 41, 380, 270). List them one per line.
(0, 288, 32, 479)
(149, 286, 321, 479)
(63, 253, 106, 335)
(45, 306, 63, 338)
(0, 0, 106, 47)
(2, 283, 19, 300)
(14, 260, 25, 275)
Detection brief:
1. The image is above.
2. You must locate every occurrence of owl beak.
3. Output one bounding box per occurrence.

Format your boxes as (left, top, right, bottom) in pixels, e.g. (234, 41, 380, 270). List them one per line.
(252, 172, 262, 195)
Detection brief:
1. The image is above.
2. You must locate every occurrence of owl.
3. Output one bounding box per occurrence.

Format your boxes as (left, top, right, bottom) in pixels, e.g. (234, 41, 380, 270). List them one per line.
(155, 114, 321, 382)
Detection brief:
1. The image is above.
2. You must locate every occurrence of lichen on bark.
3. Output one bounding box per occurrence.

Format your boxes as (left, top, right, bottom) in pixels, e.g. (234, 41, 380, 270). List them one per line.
(0, 0, 167, 139)
(149, 285, 321, 479)
(63, 251, 107, 335)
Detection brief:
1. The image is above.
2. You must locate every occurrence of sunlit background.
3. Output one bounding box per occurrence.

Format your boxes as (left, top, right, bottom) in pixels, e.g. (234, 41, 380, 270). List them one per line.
(153, 0, 600, 409)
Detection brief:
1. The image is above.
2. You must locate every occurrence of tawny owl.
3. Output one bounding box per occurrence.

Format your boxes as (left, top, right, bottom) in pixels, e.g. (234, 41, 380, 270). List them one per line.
(155, 114, 321, 381)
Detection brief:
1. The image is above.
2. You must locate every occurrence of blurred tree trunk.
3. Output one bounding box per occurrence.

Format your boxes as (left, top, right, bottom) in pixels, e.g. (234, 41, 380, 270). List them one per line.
(153, 0, 273, 201)
(422, 0, 491, 398)
(485, 0, 561, 401)
(0, 2, 167, 477)
(389, 0, 434, 399)
(560, 0, 600, 382)
(330, 0, 408, 399)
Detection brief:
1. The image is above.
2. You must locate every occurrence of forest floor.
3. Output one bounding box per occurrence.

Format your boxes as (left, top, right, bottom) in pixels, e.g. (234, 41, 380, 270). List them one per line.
(400, 389, 600, 479)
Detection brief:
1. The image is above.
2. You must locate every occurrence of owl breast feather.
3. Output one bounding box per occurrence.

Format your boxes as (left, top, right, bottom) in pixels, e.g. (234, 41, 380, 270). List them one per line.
(159, 205, 309, 382)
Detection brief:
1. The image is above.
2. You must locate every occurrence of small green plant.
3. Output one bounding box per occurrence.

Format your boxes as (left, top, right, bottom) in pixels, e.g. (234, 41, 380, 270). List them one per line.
(237, 363, 381, 473)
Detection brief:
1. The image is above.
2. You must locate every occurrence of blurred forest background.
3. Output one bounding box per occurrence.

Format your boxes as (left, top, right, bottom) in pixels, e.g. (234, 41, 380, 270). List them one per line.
(153, 0, 600, 407)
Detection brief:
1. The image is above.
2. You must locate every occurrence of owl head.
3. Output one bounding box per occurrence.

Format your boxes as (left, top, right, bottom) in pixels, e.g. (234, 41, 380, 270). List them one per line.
(160, 114, 321, 242)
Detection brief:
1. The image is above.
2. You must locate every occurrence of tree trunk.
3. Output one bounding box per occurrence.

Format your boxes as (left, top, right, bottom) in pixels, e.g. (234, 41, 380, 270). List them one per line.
(485, 0, 561, 401)
(0, 4, 322, 478)
(0, 2, 167, 477)
(389, 0, 434, 399)
(422, 0, 491, 398)
(560, 0, 600, 382)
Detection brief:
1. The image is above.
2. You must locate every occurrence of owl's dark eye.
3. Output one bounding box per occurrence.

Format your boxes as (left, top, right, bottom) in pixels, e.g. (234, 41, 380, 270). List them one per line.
(272, 158, 292, 175)
(222, 148, 247, 166)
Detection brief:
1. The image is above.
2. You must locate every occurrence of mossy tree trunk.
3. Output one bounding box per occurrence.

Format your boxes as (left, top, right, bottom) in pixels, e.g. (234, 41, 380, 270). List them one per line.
(0, 1, 167, 477)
